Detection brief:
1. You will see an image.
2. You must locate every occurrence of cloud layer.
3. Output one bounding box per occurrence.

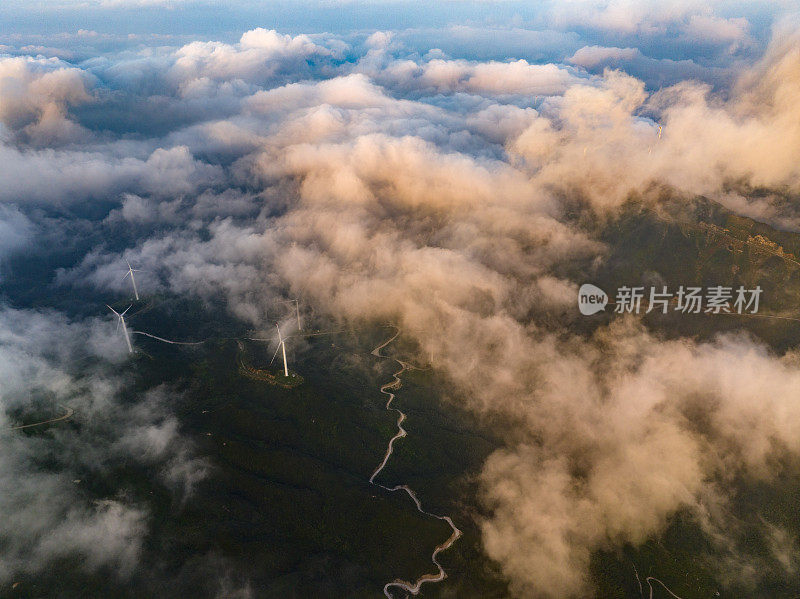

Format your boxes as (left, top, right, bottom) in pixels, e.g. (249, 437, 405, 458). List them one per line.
(0, 307, 206, 583)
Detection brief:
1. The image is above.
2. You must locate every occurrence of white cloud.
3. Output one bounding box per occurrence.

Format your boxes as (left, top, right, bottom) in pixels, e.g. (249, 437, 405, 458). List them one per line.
(0, 307, 206, 582)
(568, 45, 640, 67)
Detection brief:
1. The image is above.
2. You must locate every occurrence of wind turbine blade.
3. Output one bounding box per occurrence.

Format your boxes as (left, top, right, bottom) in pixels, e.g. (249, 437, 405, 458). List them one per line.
(122, 271, 131, 280)
(275, 323, 283, 343)
(121, 305, 132, 317)
(106, 304, 120, 316)
(268, 342, 282, 366)
(125, 258, 131, 269)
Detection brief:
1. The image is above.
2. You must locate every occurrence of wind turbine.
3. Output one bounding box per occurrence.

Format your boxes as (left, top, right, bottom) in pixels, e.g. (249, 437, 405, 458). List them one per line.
(279, 299, 302, 331)
(123, 259, 141, 300)
(649, 124, 663, 154)
(269, 323, 289, 377)
(107, 304, 133, 353)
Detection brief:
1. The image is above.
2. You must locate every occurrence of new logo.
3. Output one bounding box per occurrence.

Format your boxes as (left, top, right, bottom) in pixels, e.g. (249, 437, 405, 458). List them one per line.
(578, 284, 608, 315)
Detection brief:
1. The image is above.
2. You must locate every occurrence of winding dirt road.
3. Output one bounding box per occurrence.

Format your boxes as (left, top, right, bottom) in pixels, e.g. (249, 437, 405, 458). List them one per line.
(633, 564, 686, 599)
(8, 405, 74, 431)
(370, 328, 462, 598)
(645, 577, 686, 599)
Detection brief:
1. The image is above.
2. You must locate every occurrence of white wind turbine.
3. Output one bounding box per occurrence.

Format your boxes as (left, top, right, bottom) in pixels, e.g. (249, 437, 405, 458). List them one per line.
(122, 259, 141, 301)
(269, 323, 289, 377)
(278, 299, 302, 331)
(107, 304, 133, 354)
(648, 124, 663, 154)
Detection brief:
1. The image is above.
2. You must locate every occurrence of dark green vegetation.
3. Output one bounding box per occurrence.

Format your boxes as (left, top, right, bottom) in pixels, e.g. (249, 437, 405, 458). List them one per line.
(5, 393, 62, 429)
(6, 195, 800, 598)
(1, 297, 508, 597)
(237, 340, 304, 387)
(591, 194, 800, 349)
(583, 196, 800, 598)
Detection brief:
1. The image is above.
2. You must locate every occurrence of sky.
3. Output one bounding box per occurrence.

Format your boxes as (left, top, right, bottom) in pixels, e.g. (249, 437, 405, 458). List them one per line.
(1, 1, 800, 597)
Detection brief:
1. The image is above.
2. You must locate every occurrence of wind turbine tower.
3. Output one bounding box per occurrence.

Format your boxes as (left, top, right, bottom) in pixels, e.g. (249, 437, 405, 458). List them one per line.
(123, 259, 141, 301)
(276, 324, 288, 377)
(107, 304, 134, 353)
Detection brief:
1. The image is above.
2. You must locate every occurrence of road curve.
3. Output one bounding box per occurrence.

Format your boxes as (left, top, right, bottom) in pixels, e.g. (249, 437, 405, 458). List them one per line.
(370, 327, 462, 598)
(645, 577, 685, 599)
(8, 405, 74, 431)
(633, 565, 686, 599)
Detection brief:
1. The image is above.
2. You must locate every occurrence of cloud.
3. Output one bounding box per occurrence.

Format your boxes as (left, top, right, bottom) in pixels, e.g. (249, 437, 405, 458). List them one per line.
(545, 0, 766, 40)
(479, 322, 800, 597)
(395, 25, 581, 63)
(568, 45, 641, 67)
(0, 204, 33, 263)
(684, 13, 751, 44)
(0, 142, 222, 205)
(505, 29, 800, 213)
(167, 28, 336, 96)
(0, 306, 206, 582)
(420, 58, 580, 96)
(0, 55, 94, 144)
(567, 44, 733, 89)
